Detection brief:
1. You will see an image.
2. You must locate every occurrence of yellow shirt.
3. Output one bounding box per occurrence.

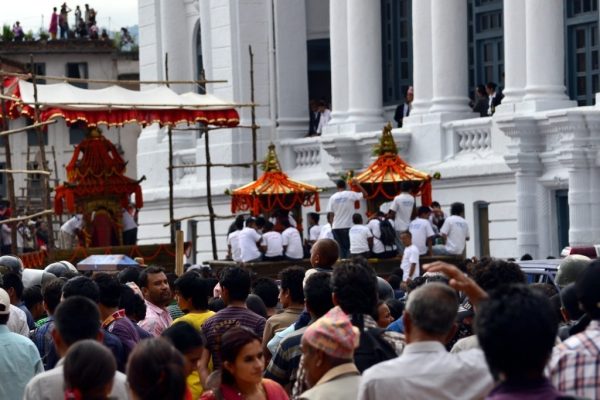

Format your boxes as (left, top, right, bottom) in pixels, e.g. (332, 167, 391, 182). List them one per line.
(172, 311, 215, 399)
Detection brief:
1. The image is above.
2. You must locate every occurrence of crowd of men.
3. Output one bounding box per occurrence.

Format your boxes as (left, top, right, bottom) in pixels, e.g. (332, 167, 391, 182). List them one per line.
(0, 237, 598, 399)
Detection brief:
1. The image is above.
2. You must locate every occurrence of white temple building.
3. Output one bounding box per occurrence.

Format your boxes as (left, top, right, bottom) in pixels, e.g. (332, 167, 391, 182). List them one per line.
(136, 0, 600, 262)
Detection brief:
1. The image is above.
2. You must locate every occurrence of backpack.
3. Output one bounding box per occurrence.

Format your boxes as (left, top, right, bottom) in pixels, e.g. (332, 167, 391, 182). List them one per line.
(352, 315, 398, 372)
(379, 219, 396, 247)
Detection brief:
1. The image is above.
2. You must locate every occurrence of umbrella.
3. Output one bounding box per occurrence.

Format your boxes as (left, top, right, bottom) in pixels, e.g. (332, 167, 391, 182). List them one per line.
(77, 254, 140, 272)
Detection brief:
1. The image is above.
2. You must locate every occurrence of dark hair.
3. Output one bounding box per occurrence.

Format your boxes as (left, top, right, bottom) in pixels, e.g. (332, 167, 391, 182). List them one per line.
(93, 273, 121, 308)
(486, 82, 497, 91)
(312, 239, 340, 268)
(307, 212, 320, 224)
(220, 327, 262, 386)
(174, 272, 209, 310)
(304, 272, 333, 318)
(471, 259, 526, 292)
(220, 267, 251, 302)
(336, 179, 346, 189)
(64, 339, 116, 400)
(476, 84, 487, 97)
(54, 296, 101, 346)
(387, 274, 401, 290)
(139, 266, 166, 289)
(117, 267, 140, 285)
(228, 215, 245, 235)
(386, 299, 404, 320)
(255, 216, 266, 230)
(417, 206, 431, 217)
(520, 253, 533, 261)
(262, 221, 274, 233)
(476, 285, 558, 380)
(208, 297, 226, 312)
(1, 272, 23, 299)
(400, 230, 412, 238)
(252, 278, 279, 308)
(280, 217, 291, 229)
(23, 285, 43, 310)
(560, 283, 584, 321)
(279, 266, 305, 304)
(352, 213, 363, 225)
(331, 261, 377, 315)
(450, 202, 465, 216)
(406, 283, 458, 335)
(431, 201, 441, 208)
(42, 278, 65, 314)
(529, 283, 558, 298)
(127, 338, 187, 400)
(575, 259, 600, 320)
(245, 294, 268, 318)
(245, 217, 256, 228)
(62, 276, 100, 303)
(162, 322, 205, 354)
(119, 284, 147, 322)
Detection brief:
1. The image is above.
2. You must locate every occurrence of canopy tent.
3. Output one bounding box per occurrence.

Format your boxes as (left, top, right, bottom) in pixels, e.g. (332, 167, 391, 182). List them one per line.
(230, 144, 321, 216)
(353, 123, 433, 208)
(2, 78, 239, 127)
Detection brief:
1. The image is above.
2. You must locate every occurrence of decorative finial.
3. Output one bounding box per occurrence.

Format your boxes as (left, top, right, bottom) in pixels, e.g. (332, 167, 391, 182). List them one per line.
(372, 122, 398, 156)
(262, 143, 281, 172)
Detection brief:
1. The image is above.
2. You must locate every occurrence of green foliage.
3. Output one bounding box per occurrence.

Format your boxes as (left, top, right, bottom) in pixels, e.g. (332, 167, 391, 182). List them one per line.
(2, 24, 14, 42)
(24, 30, 34, 41)
(38, 29, 49, 41)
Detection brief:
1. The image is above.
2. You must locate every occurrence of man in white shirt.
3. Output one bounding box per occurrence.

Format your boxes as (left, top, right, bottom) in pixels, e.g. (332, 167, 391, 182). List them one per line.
(326, 179, 368, 258)
(122, 206, 138, 245)
(358, 279, 493, 400)
(389, 187, 415, 235)
(367, 212, 397, 259)
(226, 217, 244, 262)
(282, 219, 303, 260)
(399, 231, 420, 283)
(260, 222, 284, 261)
(305, 212, 321, 248)
(58, 214, 83, 249)
(433, 202, 470, 256)
(238, 217, 263, 263)
(317, 212, 334, 240)
(409, 206, 435, 256)
(349, 213, 372, 257)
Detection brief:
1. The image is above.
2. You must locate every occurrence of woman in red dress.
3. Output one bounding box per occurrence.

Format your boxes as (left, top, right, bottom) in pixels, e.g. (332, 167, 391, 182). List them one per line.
(200, 327, 288, 400)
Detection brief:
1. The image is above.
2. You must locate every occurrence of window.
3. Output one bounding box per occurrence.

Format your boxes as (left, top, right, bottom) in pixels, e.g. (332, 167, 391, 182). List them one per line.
(556, 190, 570, 254)
(26, 63, 46, 84)
(26, 119, 48, 147)
(468, 0, 504, 95)
(69, 121, 87, 145)
(306, 39, 331, 102)
(474, 201, 490, 257)
(565, 0, 599, 105)
(381, 0, 413, 105)
(66, 62, 89, 89)
(195, 21, 206, 95)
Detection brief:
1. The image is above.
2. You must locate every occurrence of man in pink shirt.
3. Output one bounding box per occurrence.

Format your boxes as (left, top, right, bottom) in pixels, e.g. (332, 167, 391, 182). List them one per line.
(138, 266, 172, 336)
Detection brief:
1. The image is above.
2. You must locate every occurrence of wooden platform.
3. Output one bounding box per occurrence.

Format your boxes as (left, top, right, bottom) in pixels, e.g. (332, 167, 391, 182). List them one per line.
(205, 255, 464, 279)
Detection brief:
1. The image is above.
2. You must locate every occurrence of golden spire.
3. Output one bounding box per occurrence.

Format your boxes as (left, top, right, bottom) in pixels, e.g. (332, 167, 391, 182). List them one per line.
(373, 122, 398, 156)
(263, 143, 282, 172)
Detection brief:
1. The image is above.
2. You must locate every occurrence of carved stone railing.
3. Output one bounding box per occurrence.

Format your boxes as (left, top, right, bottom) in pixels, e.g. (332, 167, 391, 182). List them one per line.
(173, 149, 197, 181)
(280, 137, 322, 170)
(447, 117, 493, 155)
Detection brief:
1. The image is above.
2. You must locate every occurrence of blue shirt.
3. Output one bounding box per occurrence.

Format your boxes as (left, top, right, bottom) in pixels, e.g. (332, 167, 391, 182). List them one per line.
(31, 316, 59, 370)
(387, 317, 404, 334)
(0, 324, 44, 400)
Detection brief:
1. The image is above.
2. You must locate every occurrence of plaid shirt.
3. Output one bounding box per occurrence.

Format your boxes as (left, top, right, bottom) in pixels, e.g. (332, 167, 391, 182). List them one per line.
(547, 320, 600, 399)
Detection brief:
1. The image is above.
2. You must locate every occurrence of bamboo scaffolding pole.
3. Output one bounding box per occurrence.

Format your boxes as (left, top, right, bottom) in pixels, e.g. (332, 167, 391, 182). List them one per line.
(169, 161, 261, 169)
(0, 169, 51, 175)
(30, 54, 55, 249)
(0, 209, 54, 225)
(51, 146, 63, 227)
(0, 120, 57, 137)
(0, 93, 257, 109)
(0, 71, 18, 253)
(165, 53, 175, 246)
(162, 213, 237, 227)
(204, 124, 218, 259)
(171, 124, 259, 131)
(0, 70, 228, 85)
(249, 45, 258, 180)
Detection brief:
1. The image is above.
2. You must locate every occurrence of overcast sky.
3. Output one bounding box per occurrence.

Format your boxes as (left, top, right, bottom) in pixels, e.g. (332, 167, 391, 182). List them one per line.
(0, 1, 138, 32)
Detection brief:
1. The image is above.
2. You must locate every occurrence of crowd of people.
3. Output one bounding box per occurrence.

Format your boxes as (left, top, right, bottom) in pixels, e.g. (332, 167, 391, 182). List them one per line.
(0, 239, 598, 399)
(307, 99, 331, 136)
(48, 3, 105, 40)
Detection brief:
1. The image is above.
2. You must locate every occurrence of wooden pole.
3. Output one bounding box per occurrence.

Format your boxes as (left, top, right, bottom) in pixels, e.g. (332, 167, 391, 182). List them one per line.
(0, 169, 51, 175)
(0, 209, 54, 225)
(51, 146, 63, 227)
(30, 55, 55, 249)
(204, 124, 218, 259)
(0, 120, 57, 137)
(170, 161, 260, 169)
(162, 212, 238, 227)
(175, 230, 184, 276)
(165, 53, 175, 245)
(249, 46, 258, 180)
(0, 74, 18, 253)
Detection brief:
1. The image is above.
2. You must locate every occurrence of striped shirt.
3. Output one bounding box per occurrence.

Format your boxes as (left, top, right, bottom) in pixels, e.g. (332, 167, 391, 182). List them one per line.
(547, 320, 600, 399)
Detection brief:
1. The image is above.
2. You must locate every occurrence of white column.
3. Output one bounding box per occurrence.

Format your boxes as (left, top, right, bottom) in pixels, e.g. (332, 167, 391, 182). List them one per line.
(567, 159, 592, 246)
(429, 0, 471, 114)
(498, 0, 526, 106)
(274, 0, 310, 140)
(589, 164, 600, 243)
(328, 0, 348, 126)
(345, 0, 384, 124)
(408, 0, 432, 117)
(160, 0, 193, 92)
(523, 0, 571, 107)
(515, 172, 540, 257)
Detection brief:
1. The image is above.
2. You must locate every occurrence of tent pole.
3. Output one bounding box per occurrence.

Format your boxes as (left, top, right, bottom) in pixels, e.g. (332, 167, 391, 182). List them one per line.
(165, 53, 175, 245)
(0, 73, 18, 254)
(204, 124, 218, 260)
(30, 55, 55, 249)
(249, 45, 258, 181)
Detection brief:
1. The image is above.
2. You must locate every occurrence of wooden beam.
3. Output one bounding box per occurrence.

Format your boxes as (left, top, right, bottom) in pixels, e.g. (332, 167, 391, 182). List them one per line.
(169, 161, 260, 169)
(0, 209, 54, 225)
(0, 120, 57, 137)
(162, 213, 239, 227)
(0, 169, 51, 175)
(175, 230, 184, 276)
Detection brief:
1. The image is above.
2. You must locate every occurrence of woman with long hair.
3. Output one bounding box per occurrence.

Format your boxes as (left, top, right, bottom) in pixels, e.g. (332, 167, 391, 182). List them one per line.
(127, 338, 190, 400)
(63, 340, 116, 400)
(200, 327, 288, 400)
